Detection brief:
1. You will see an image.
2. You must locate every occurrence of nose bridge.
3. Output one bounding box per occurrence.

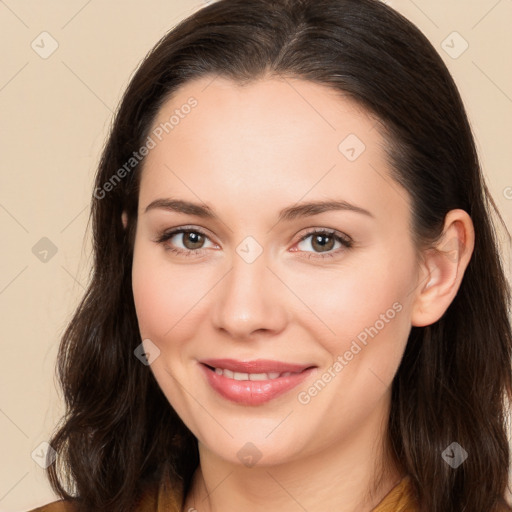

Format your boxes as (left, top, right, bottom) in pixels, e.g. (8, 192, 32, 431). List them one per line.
(212, 243, 287, 339)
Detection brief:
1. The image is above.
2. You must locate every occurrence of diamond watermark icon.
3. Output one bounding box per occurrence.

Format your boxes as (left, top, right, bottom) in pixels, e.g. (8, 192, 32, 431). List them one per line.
(32, 237, 58, 263)
(134, 338, 161, 366)
(31, 441, 57, 468)
(438, 237, 465, 263)
(338, 134, 366, 162)
(237, 442, 263, 468)
(441, 442, 468, 468)
(31, 31, 59, 59)
(236, 236, 263, 264)
(441, 32, 468, 59)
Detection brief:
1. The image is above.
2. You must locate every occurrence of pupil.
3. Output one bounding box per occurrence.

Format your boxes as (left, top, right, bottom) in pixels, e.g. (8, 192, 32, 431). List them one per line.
(313, 234, 333, 252)
(186, 232, 203, 249)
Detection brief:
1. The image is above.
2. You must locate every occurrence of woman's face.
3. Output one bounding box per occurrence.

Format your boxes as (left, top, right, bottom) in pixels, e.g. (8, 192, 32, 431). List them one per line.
(131, 76, 421, 467)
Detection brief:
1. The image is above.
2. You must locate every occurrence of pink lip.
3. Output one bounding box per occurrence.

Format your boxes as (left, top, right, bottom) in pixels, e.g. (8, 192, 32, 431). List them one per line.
(199, 359, 317, 406)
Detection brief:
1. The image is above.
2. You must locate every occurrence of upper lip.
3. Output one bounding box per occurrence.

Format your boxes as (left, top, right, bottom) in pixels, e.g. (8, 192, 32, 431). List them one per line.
(200, 358, 315, 374)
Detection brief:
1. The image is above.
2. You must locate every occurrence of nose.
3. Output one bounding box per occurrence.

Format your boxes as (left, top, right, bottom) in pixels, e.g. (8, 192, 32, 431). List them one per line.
(211, 250, 289, 341)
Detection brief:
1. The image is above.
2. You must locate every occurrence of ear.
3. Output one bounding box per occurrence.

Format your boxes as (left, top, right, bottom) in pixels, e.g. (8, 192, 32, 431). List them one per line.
(121, 211, 128, 229)
(411, 209, 475, 327)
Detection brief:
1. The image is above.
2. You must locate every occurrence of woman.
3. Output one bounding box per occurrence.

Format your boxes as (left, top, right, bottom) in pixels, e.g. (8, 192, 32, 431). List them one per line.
(30, 0, 512, 511)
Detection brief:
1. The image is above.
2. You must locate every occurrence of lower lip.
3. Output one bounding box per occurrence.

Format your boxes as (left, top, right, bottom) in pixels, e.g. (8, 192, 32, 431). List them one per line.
(199, 363, 316, 405)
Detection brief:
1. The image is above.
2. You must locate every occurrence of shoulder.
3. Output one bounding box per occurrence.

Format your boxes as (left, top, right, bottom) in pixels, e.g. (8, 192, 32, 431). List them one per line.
(26, 467, 184, 512)
(372, 475, 418, 512)
(26, 499, 78, 512)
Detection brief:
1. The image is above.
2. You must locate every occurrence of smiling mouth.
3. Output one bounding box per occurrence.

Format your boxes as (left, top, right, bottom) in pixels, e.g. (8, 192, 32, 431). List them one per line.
(198, 360, 317, 406)
(203, 364, 304, 381)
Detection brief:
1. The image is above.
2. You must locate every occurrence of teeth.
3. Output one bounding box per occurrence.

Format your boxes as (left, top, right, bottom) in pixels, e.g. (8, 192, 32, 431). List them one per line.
(213, 367, 296, 380)
(249, 373, 268, 381)
(223, 368, 234, 379)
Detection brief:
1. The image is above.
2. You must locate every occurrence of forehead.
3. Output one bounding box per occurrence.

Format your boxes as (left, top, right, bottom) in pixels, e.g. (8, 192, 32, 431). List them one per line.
(138, 76, 410, 228)
(148, 75, 378, 162)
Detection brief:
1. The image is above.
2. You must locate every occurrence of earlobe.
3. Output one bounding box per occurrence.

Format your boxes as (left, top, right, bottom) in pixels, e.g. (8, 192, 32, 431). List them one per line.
(411, 209, 475, 327)
(122, 211, 128, 229)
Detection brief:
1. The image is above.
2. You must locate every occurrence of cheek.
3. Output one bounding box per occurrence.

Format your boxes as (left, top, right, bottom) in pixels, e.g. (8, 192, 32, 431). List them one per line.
(131, 244, 200, 412)
(298, 256, 410, 336)
(290, 270, 412, 435)
(132, 265, 172, 340)
(295, 246, 415, 379)
(132, 241, 183, 340)
(131, 242, 216, 345)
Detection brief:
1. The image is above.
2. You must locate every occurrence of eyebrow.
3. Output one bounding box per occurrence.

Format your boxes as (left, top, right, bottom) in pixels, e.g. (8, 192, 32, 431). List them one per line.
(144, 198, 374, 221)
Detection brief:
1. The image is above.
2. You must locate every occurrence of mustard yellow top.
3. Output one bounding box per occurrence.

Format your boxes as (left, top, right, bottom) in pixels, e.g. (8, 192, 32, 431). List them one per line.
(28, 473, 418, 512)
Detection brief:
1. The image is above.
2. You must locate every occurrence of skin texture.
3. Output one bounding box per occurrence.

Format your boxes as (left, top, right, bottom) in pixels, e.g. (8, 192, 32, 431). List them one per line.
(125, 76, 475, 512)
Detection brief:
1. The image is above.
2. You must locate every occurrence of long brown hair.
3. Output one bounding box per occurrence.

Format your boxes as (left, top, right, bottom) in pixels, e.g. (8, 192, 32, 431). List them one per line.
(46, 0, 512, 510)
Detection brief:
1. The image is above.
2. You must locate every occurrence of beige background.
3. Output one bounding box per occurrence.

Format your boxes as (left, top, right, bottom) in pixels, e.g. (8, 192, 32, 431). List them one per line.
(0, 0, 511, 510)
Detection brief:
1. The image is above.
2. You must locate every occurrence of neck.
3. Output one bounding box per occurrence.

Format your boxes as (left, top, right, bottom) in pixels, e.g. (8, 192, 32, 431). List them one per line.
(184, 398, 403, 512)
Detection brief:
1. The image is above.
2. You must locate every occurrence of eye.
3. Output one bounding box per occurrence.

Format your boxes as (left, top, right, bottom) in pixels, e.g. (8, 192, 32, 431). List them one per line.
(293, 229, 353, 259)
(154, 226, 216, 257)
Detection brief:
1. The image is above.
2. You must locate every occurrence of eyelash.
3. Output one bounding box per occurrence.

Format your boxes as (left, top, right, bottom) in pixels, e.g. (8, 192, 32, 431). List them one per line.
(154, 225, 353, 260)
